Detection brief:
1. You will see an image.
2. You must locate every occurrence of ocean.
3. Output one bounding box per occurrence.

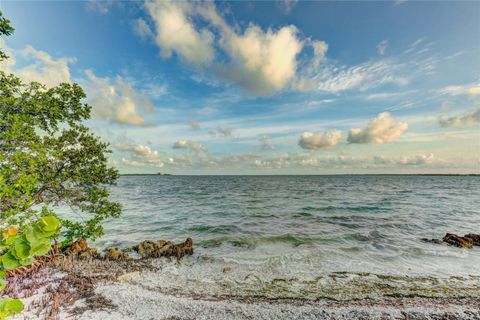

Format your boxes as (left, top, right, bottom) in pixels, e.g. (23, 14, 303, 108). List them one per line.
(83, 175, 480, 301)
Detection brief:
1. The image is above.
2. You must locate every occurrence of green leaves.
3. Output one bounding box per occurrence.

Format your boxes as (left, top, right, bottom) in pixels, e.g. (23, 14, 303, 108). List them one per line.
(0, 253, 19, 271)
(38, 216, 60, 232)
(0, 63, 121, 241)
(0, 216, 60, 271)
(0, 298, 23, 320)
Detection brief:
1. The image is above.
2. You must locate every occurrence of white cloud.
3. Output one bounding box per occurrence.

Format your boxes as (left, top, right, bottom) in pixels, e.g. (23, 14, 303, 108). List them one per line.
(173, 140, 208, 152)
(315, 60, 408, 93)
(116, 143, 164, 168)
(439, 107, 480, 127)
(218, 24, 303, 95)
(84, 69, 153, 126)
(310, 40, 328, 69)
(436, 85, 480, 97)
(133, 18, 154, 40)
(298, 130, 342, 149)
(86, 0, 115, 14)
(259, 135, 276, 151)
(145, 0, 215, 66)
(142, 1, 313, 95)
(376, 40, 388, 55)
(348, 112, 408, 144)
(277, 0, 298, 14)
(0, 41, 74, 87)
(374, 153, 436, 166)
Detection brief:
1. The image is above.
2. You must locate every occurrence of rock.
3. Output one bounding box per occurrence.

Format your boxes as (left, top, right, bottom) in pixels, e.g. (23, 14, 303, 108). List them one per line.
(79, 248, 99, 259)
(157, 242, 174, 257)
(64, 239, 100, 258)
(223, 267, 232, 273)
(173, 238, 193, 259)
(421, 238, 443, 244)
(105, 247, 130, 261)
(443, 233, 474, 248)
(464, 234, 480, 246)
(133, 238, 193, 259)
(68, 239, 89, 255)
(134, 240, 157, 256)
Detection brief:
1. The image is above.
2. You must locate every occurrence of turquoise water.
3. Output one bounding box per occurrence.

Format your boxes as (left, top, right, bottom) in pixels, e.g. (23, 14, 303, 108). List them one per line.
(77, 176, 480, 299)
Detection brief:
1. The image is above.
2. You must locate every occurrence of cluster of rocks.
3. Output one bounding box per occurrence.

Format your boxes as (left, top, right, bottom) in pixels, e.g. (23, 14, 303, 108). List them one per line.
(422, 233, 480, 248)
(62, 237, 194, 261)
(63, 238, 100, 258)
(132, 237, 193, 259)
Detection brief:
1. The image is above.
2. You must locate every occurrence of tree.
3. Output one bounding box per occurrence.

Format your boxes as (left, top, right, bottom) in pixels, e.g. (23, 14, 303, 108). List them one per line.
(0, 12, 121, 242)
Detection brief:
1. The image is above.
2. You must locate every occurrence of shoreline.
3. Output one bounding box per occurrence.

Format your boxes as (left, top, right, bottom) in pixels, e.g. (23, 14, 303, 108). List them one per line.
(8, 252, 480, 320)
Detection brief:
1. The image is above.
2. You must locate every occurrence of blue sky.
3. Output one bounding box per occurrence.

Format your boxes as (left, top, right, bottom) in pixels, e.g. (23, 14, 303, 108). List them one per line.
(1, 0, 479, 174)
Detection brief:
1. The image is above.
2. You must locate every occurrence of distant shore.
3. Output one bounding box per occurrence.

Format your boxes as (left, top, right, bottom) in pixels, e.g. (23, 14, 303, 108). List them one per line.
(120, 173, 480, 176)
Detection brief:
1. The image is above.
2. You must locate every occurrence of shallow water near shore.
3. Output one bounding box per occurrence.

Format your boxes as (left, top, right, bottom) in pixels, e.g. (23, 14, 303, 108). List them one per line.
(61, 175, 480, 301)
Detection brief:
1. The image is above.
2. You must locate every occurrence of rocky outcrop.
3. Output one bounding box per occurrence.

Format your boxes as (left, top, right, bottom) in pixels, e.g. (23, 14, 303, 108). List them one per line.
(422, 233, 480, 249)
(133, 238, 193, 259)
(64, 239, 99, 258)
(442, 233, 474, 248)
(105, 247, 130, 261)
(63, 237, 193, 261)
(420, 238, 444, 244)
(465, 234, 480, 246)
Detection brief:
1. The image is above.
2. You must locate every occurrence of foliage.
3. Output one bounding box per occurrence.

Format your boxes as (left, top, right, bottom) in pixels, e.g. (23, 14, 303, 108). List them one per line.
(0, 298, 23, 320)
(0, 12, 121, 242)
(0, 10, 120, 319)
(0, 12, 14, 61)
(0, 215, 60, 319)
(0, 216, 60, 270)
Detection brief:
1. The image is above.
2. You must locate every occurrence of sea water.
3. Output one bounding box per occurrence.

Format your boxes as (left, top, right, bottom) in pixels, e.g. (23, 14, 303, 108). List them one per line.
(73, 175, 480, 300)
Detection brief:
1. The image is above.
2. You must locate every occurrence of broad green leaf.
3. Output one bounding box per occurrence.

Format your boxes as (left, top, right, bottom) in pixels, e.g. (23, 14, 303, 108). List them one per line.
(26, 225, 55, 241)
(0, 298, 23, 318)
(19, 257, 34, 266)
(0, 253, 19, 271)
(30, 238, 51, 257)
(0, 279, 7, 291)
(38, 216, 60, 232)
(11, 238, 31, 260)
(3, 235, 19, 246)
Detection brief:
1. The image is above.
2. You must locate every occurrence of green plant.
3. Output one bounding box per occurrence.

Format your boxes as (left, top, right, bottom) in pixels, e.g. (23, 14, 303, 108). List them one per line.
(0, 11, 121, 242)
(0, 215, 60, 319)
(0, 298, 23, 320)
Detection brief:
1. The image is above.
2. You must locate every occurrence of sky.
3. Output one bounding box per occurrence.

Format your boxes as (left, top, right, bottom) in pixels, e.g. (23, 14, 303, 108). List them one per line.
(1, 0, 479, 174)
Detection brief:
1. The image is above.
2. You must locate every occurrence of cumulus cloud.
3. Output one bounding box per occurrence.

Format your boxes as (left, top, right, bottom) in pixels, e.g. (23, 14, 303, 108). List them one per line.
(173, 140, 208, 152)
(348, 112, 408, 144)
(298, 130, 342, 149)
(84, 69, 153, 126)
(374, 153, 436, 166)
(115, 143, 164, 168)
(142, 0, 313, 95)
(217, 23, 303, 95)
(145, 0, 215, 66)
(376, 40, 388, 55)
(439, 107, 480, 127)
(0, 41, 74, 87)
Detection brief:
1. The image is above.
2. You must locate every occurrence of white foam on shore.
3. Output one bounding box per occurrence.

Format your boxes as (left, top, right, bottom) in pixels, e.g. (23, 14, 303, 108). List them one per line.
(78, 283, 476, 320)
